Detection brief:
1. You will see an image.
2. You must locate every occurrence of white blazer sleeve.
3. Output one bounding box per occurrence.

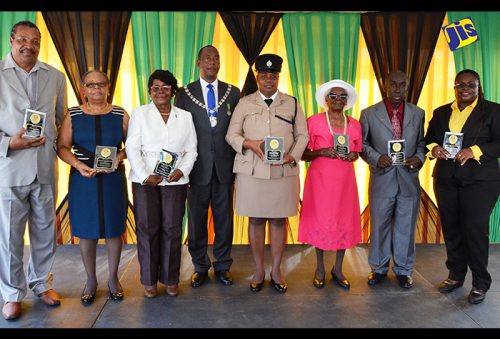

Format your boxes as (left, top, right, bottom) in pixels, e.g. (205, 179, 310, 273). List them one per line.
(125, 107, 150, 183)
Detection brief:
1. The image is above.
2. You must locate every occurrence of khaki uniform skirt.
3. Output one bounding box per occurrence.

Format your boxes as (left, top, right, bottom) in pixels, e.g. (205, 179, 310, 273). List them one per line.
(235, 171, 300, 218)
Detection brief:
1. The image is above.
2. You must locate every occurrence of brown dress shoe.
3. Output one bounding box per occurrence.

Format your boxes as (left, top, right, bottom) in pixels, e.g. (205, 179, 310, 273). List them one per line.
(38, 289, 61, 306)
(2, 302, 21, 320)
(144, 284, 158, 298)
(166, 284, 179, 297)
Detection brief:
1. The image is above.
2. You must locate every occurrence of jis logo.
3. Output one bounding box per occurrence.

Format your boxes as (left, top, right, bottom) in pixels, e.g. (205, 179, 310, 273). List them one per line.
(442, 17, 479, 51)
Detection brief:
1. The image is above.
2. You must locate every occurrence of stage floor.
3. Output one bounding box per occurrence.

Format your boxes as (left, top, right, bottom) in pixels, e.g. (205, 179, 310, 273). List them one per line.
(1, 244, 500, 328)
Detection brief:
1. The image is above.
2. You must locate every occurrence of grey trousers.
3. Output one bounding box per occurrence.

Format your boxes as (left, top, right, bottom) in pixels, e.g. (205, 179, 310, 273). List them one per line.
(368, 194, 420, 276)
(0, 179, 56, 302)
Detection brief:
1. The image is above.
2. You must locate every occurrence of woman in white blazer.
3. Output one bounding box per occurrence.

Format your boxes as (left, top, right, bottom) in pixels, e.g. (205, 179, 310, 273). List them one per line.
(126, 70, 197, 298)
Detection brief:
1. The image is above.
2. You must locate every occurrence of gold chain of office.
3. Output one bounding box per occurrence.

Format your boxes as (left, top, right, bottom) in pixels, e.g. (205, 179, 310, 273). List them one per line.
(184, 84, 233, 112)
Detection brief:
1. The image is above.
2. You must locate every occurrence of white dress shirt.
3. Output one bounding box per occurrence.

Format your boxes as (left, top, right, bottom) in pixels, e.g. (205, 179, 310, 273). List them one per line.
(126, 102, 198, 185)
(200, 78, 219, 113)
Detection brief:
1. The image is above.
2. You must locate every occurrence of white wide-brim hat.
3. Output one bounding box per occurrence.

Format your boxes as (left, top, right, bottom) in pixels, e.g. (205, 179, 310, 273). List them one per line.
(315, 79, 358, 111)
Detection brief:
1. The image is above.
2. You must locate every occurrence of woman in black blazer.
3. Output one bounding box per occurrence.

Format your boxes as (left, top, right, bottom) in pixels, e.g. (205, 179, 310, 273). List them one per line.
(425, 69, 500, 304)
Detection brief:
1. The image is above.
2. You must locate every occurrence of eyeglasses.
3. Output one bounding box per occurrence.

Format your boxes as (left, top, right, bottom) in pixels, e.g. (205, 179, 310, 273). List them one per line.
(12, 36, 40, 47)
(327, 93, 348, 101)
(84, 82, 108, 89)
(258, 73, 279, 81)
(454, 83, 478, 90)
(150, 85, 172, 93)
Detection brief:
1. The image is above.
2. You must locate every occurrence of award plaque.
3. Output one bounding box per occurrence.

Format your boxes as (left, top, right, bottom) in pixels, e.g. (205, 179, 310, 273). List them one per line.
(22, 109, 46, 138)
(93, 146, 117, 171)
(263, 136, 284, 164)
(443, 132, 464, 159)
(388, 139, 406, 165)
(334, 133, 350, 158)
(153, 149, 178, 178)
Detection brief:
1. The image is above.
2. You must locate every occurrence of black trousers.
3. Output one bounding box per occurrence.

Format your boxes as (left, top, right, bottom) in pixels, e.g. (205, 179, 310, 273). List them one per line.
(434, 177, 500, 291)
(187, 167, 233, 273)
(132, 183, 187, 286)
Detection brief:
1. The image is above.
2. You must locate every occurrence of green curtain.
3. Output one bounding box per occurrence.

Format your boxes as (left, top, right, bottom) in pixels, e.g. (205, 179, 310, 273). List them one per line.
(0, 12, 36, 59)
(131, 11, 216, 105)
(282, 13, 360, 118)
(448, 12, 500, 241)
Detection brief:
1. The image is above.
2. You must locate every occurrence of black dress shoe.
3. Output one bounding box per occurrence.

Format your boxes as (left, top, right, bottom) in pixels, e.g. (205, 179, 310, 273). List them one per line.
(331, 269, 350, 290)
(215, 270, 233, 286)
(468, 287, 486, 304)
(438, 278, 463, 293)
(250, 279, 265, 292)
(396, 275, 413, 289)
(191, 271, 208, 288)
(367, 271, 387, 286)
(270, 274, 287, 293)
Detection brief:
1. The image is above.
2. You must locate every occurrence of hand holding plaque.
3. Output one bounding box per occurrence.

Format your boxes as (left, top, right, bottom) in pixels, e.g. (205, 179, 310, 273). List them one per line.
(262, 136, 284, 164)
(333, 133, 350, 159)
(23, 109, 46, 139)
(94, 146, 117, 171)
(388, 139, 406, 165)
(153, 149, 178, 178)
(443, 132, 464, 159)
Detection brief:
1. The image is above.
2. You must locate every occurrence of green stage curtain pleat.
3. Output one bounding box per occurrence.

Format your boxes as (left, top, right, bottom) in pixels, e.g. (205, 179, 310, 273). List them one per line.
(448, 12, 500, 242)
(0, 12, 36, 59)
(131, 12, 216, 105)
(282, 13, 360, 118)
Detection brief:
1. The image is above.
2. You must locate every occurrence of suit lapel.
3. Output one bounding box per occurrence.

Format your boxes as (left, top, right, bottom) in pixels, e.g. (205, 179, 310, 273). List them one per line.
(461, 103, 485, 135)
(373, 102, 394, 134)
(403, 103, 412, 130)
(4, 68, 28, 101)
(36, 67, 49, 108)
(214, 82, 228, 131)
(189, 81, 211, 127)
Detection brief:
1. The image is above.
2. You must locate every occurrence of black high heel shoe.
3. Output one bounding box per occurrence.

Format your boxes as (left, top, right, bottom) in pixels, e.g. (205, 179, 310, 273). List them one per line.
(108, 283, 124, 301)
(249, 278, 265, 292)
(81, 285, 97, 305)
(313, 271, 325, 289)
(331, 267, 350, 290)
(270, 274, 288, 293)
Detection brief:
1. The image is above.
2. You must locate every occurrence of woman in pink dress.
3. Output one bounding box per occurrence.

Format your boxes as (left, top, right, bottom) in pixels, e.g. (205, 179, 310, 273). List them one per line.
(298, 79, 362, 290)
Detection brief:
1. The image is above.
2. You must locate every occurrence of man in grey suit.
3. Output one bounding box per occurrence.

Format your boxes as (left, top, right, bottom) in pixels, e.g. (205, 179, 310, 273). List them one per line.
(175, 45, 240, 287)
(360, 70, 425, 289)
(0, 21, 67, 320)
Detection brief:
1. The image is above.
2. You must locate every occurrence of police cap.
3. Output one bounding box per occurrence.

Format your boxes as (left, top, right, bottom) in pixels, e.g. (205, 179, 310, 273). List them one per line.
(255, 54, 283, 73)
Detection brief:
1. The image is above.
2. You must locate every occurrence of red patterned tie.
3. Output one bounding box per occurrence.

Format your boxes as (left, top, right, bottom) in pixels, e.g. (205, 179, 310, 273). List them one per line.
(391, 110, 401, 139)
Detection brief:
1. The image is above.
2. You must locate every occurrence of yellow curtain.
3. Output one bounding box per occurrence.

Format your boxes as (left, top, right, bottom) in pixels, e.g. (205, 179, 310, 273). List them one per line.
(416, 15, 456, 204)
(36, 11, 455, 244)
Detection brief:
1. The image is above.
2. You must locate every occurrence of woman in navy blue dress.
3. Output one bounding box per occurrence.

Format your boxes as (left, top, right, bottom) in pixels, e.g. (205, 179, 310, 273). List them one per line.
(57, 70, 129, 304)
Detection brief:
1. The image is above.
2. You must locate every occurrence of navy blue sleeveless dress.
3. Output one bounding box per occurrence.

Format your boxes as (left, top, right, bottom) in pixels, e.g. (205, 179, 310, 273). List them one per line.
(68, 106, 127, 239)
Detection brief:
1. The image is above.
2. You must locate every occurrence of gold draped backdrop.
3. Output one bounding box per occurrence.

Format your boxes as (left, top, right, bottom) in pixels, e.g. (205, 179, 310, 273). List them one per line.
(36, 13, 456, 244)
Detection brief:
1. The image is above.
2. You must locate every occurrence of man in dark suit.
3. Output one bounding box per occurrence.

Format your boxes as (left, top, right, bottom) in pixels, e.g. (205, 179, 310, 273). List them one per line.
(175, 45, 240, 287)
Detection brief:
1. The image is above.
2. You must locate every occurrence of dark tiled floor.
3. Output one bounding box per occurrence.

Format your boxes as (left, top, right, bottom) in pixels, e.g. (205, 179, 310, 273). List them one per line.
(1, 244, 499, 328)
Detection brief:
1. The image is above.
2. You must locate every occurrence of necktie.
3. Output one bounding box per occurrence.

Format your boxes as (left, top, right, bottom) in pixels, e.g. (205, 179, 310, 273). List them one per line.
(207, 84, 217, 127)
(264, 98, 273, 106)
(391, 110, 402, 139)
